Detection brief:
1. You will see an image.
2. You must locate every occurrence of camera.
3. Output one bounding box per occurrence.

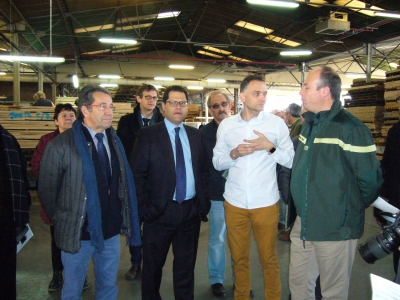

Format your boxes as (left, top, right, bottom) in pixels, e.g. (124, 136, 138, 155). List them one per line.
(358, 213, 400, 264)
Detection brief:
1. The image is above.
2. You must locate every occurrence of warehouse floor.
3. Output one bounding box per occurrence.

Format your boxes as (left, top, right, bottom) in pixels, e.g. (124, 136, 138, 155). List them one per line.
(16, 202, 395, 300)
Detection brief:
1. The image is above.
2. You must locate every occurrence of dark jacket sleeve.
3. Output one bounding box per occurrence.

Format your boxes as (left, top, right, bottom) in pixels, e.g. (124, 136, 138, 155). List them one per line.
(381, 121, 400, 208)
(38, 139, 64, 221)
(130, 127, 151, 221)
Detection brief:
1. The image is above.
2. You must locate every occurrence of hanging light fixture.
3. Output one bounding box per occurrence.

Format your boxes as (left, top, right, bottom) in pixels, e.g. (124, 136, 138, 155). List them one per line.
(247, 0, 299, 8)
(0, 55, 65, 62)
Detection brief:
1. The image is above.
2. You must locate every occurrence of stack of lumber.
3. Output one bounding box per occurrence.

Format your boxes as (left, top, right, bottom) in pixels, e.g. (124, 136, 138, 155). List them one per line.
(344, 80, 385, 159)
(0, 102, 133, 149)
(185, 104, 200, 122)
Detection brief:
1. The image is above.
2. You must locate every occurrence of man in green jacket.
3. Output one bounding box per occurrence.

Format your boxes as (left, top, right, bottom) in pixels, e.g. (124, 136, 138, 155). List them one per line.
(289, 66, 383, 300)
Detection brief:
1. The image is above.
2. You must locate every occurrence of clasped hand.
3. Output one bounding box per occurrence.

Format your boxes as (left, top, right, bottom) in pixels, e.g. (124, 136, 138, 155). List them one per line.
(232, 130, 274, 158)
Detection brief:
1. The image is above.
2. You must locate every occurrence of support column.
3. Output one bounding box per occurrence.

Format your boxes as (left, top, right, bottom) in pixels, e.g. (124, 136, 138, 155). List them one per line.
(366, 43, 372, 83)
(52, 83, 57, 104)
(12, 33, 20, 105)
(38, 62, 43, 92)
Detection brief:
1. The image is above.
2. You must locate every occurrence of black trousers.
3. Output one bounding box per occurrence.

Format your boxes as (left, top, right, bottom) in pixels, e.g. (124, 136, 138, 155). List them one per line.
(0, 219, 16, 299)
(141, 199, 201, 300)
(50, 226, 63, 272)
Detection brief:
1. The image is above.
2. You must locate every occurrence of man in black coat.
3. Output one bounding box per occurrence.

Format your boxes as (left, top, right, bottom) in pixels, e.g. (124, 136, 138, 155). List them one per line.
(200, 90, 231, 298)
(117, 84, 164, 280)
(0, 125, 31, 299)
(380, 120, 400, 278)
(130, 85, 210, 300)
(117, 84, 164, 160)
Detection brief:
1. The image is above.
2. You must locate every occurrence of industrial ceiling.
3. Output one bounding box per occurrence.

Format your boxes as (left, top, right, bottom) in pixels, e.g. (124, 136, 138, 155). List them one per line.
(0, 0, 400, 99)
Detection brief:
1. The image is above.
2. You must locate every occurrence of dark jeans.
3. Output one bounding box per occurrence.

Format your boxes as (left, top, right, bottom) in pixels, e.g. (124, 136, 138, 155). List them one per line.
(129, 245, 142, 266)
(50, 226, 63, 272)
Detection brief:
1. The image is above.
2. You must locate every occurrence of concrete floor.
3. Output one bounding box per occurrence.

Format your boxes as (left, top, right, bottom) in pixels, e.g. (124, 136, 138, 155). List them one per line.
(16, 202, 395, 300)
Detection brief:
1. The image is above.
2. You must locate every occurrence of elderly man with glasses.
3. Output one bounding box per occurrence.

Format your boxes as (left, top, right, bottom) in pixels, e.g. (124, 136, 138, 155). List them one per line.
(199, 90, 231, 298)
(117, 84, 164, 281)
(130, 85, 210, 300)
(38, 85, 141, 300)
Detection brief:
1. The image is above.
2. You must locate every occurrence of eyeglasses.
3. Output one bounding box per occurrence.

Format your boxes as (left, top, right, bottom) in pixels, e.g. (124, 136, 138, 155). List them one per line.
(166, 100, 188, 107)
(143, 95, 158, 101)
(86, 104, 116, 112)
(210, 101, 229, 110)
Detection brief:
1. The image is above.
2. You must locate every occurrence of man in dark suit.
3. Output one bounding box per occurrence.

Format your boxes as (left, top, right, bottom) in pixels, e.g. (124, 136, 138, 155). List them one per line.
(130, 85, 210, 300)
(117, 84, 164, 280)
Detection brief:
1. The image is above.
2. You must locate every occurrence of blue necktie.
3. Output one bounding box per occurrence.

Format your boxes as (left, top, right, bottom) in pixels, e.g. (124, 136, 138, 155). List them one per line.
(175, 127, 186, 203)
(95, 133, 111, 183)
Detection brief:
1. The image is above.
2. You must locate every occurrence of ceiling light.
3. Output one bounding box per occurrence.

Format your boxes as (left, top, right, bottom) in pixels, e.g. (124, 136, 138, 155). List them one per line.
(0, 55, 65, 63)
(265, 35, 301, 47)
(99, 38, 137, 44)
(280, 50, 312, 56)
(187, 86, 204, 90)
(100, 83, 118, 87)
(98, 74, 121, 79)
(72, 75, 79, 88)
(375, 12, 400, 19)
(334, 0, 383, 17)
(0, 72, 6, 75)
(246, 0, 299, 8)
(153, 85, 163, 89)
(206, 79, 226, 83)
(169, 65, 195, 70)
(389, 63, 399, 68)
(157, 11, 181, 19)
(154, 77, 175, 81)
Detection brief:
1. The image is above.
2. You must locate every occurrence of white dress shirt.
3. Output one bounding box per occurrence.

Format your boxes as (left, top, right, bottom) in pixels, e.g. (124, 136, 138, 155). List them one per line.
(213, 110, 294, 209)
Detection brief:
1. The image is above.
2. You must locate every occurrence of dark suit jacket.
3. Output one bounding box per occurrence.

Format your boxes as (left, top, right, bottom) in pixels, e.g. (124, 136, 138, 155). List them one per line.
(200, 120, 226, 201)
(117, 105, 164, 160)
(130, 121, 210, 223)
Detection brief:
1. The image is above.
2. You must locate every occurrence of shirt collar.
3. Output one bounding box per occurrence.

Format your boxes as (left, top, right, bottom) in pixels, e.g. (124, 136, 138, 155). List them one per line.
(164, 118, 183, 133)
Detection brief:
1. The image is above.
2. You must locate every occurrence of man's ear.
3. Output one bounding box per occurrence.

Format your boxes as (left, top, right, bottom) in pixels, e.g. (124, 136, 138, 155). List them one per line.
(239, 92, 246, 103)
(80, 105, 89, 118)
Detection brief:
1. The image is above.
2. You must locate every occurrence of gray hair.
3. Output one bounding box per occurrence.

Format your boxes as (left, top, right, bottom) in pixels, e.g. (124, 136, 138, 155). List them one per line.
(286, 103, 301, 118)
(206, 90, 231, 107)
(77, 85, 111, 121)
(316, 66, 342, 102)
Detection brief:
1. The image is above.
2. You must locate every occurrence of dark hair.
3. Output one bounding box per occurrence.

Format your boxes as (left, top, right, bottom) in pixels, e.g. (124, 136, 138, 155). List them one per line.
(76, 85, 111, 120)
(162, 85, 189, 103)
(53, 103, 76, 120)
(240, 75, 264, 93)
(286, 103, 301, 118)
(316, 66, 341, 102)
(206, 90, 231, 107)
(137, 84, 157, 98)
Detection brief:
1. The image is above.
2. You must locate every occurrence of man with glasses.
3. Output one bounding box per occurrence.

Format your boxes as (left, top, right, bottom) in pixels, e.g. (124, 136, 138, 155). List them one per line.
(213, 75, 294, 300)
(130, 85, 210, 299)
(117, 84, 164, 281)
(199, 91, 231, 298)
(38, 85, 141, 300)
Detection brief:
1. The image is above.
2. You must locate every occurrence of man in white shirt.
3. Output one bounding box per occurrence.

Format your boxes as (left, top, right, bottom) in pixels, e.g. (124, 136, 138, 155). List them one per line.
(213, 75, 294, 300)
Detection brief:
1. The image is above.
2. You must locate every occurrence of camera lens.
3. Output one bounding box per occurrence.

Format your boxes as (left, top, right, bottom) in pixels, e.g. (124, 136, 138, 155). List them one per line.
(358, 234, 392, 264)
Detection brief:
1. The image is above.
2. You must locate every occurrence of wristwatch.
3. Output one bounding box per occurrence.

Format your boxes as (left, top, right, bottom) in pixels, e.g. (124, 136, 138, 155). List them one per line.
(269, 146, 276, 154)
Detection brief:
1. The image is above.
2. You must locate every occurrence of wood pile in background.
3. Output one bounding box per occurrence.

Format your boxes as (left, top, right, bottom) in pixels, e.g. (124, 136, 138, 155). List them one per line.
(0, 102, 133, 149)
(185, 104, 200, 122)
(345, 79, 385, 159)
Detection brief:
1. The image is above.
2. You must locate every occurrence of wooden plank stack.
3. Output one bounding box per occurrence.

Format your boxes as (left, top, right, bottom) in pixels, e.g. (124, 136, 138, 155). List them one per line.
(185, 104, 200, 122)
(0, 102, 133, 149)
(344, 79, 385, 159)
